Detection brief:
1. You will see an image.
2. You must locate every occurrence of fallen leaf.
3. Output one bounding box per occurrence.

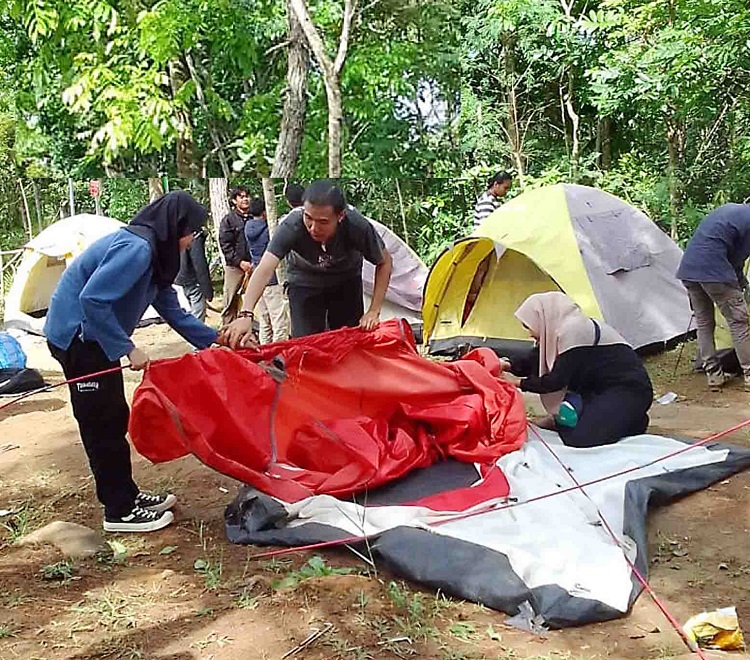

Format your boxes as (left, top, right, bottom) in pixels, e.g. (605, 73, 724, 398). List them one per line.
(159, 545, 178, 555)
(719, 563, 729, 570)
(107, 540, 127, 558)
(672, 549, 689, 557)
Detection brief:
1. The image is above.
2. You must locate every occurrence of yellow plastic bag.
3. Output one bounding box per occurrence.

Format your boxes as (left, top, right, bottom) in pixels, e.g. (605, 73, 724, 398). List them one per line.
(683, 606, 745, 651)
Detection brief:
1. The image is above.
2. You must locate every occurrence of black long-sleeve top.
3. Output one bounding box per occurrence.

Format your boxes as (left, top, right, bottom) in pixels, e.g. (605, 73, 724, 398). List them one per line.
(511, 344, 653, 398)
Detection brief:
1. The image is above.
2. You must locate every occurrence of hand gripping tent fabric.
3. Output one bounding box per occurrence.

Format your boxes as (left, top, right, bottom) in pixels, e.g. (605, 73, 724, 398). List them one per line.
(129, 319, 528, 503)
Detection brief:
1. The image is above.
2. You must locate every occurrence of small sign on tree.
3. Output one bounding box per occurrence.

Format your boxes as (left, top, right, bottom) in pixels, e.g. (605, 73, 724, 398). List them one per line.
(89, 180, 101, 197)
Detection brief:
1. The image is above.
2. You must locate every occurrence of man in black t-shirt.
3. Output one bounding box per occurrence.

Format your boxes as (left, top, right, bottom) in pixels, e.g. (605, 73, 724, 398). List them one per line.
(219, 179, 393, 348)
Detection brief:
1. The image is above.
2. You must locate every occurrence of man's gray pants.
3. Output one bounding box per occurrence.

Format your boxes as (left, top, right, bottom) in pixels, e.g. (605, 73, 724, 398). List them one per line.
(684, 281, 750, 382)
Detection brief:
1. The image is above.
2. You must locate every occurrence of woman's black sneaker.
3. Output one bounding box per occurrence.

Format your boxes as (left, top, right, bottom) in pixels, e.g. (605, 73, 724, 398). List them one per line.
(103, 506, 174, 533)
(135, 492, 177, 513)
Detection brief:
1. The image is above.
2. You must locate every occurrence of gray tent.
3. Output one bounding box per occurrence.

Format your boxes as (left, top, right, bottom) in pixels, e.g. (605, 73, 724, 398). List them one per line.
(361, 213, 427, 324)
(424, 184, 694, 356)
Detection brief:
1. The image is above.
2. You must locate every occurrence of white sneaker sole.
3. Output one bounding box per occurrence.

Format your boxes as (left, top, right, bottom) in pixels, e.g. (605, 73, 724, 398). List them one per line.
(103, 510, 174, 533)
(139, 493, 178, 513)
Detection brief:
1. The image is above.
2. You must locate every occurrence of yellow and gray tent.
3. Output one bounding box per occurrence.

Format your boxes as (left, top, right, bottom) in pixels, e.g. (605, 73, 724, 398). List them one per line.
(423, 184, 694, 357)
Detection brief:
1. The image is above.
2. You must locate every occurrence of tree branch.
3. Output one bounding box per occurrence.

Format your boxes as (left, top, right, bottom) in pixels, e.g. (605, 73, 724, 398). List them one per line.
(290, 0, 334, 78)
(265, 39, 292, 57)
(334, 0, 356, 76)
(184, 50, 230, 178)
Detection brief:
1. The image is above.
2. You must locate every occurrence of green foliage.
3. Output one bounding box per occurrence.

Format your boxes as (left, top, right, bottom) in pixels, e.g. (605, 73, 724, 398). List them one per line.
(271, 555, 355, 590)
(98, 179, 148, 221)
(41, 559, 76, 581)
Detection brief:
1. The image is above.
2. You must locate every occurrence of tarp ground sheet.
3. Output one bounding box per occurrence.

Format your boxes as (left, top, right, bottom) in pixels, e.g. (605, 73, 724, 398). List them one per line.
(226, 431, 750, 629)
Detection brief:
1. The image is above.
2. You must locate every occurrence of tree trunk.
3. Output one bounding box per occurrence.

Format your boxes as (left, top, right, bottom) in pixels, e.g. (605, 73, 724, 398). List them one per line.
(564, 75, 580, 180)
(208, 178, 230, 266)
(261, 178, 279, 234)
(395, 178, 409, 244)
(666, 115, 685, 239)
(168, 61, 199, 178)
(148, 178, 165, 201)
(17, 179, 33, 239)
(184, 51, 231, 179)
(290, 0, 355, 179)
(261, 177, 287, 284)
(32, 180, 43, 231)
(502, 37, 525, 183)
(325, 82, 343, 177)
(272, 3, 309, 178)
(597, 117, 612, 170)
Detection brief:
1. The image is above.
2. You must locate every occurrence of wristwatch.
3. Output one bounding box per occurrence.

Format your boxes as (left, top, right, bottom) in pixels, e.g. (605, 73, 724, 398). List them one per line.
(238, 310, 254, 319)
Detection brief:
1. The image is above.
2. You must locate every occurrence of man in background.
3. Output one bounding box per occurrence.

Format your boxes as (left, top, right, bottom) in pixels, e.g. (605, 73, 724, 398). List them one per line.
(473, 171, 512, 231)
(175, 227, 213, 321)
(218, 186, 253, 325)
(677, 203, 750, 391)
(244, 197, 289, 343)
(284, 182, 305, 211)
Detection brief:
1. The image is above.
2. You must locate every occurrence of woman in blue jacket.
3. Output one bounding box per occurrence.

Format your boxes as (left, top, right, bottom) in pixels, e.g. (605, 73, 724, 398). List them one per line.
(45, 191, 218, 533)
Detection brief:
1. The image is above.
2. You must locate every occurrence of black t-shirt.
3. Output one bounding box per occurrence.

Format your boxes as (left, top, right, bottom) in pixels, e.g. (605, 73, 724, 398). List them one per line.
(512, 344, 653, 399)
(268, 206, 385, 287)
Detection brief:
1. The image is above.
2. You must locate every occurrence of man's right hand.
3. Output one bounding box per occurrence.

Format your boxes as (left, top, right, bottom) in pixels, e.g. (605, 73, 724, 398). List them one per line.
(218, 317, 256, 350)
(239, 260, 253, 274)
(128, 346, 150, 371)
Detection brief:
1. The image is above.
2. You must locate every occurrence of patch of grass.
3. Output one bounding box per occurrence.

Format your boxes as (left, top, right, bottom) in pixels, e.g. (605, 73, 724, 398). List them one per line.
(195, 607, 215, 617)
(235, 590, 259, 610)
(324, 633, 374, 659)
(0, 504, 36, 543)
(272, 555, 355, 590)
(355, 589, 369, 610)
(194, 557, 223, 590)
(0, 623, 18, 639)
(83, 637, 145, 660)
(260, 557, 294, 574)
(190, 632, 233, 651)
(1, 592, 29, 609)
(192, 520, 223, 590)
(432, 590, 460, 618)
(41, 559, 75, 582)
(71, 587, 143, 631)
(385, 581, 439, 644)
(448, 622, 478, 642)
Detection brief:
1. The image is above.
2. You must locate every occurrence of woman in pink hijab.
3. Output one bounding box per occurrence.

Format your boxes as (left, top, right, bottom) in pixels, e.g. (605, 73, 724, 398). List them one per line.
(501, 292, 653, 448)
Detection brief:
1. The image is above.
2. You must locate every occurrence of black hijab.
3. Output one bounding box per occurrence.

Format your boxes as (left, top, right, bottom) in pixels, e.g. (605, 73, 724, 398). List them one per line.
(126, 191, 208, 288)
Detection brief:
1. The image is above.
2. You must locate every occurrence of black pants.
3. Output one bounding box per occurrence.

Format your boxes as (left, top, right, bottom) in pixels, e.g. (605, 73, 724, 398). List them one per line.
(287, 278, 364, 338)
(558, 387, 651, 449)
(49, 338, 138, 518)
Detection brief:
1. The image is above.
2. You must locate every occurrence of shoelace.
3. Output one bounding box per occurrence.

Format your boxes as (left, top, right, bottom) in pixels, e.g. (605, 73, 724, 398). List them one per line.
(130, 506, 160, 520)
(137, 494, 161, 506)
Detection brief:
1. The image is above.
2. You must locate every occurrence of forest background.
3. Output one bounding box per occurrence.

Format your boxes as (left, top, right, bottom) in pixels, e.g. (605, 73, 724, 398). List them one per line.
(1, 0, 749, 271)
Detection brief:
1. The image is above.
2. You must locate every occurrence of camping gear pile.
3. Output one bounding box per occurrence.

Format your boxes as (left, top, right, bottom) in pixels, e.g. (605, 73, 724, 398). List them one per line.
(0, 331, 45, 395)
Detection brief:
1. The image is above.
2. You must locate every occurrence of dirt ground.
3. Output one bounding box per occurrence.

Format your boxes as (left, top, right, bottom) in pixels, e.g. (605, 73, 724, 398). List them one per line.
(1, 317, 749, 660)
